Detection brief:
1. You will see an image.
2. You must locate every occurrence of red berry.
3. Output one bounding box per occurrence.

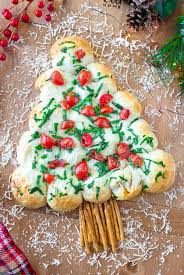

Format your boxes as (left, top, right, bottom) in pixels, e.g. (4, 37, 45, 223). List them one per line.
(12, 0, 19, 4)
(11, 33, 19, 41)
(40, 134, 56, 149)
(107, 156, 120, 170)
(100, 105, 114, 114)
(60, 100, 71, 110)
(51, 70, 64, 85)
(93, 117, 111, 128)
(99, 94, 113, 105)
(35, 9, 42, 17)
(48, 159, 66, 169)
(10, 18, 19, 27)
(0, 40, 8, 48)
(37, 1, 44, 8)
(89, 150, 104, 162)
(21, 13, 30, 23)
(78, 70, 92, 86)
(2, 9, 9, 15)
(61, 120, 75, 130)
(0, 53, 6, 61)
(74, 160, 89, 180)
(45, 14, 52, 22)
(58, 137, 75, 150)
(120, 108, 130, 120)
(74, 49, 86, 60)
(129, 153, 143, 167)
(116, 142, 130, 160)
(4, 29, 12, 38)
(81, 133, 93, 147)
(3, 10, 12, 20)
(47, 3, 54, 11)
(43, 173, 55, 184)
(80, 106, 96, 117)
(66, 93, 79, 107)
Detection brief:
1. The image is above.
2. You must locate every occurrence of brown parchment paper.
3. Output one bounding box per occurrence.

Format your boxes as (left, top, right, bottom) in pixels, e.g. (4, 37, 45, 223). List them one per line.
(0, 0, 184, 274)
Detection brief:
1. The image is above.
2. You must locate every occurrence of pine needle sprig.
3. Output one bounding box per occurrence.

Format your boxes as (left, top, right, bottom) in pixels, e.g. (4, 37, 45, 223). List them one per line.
(152, 16, 184, 95)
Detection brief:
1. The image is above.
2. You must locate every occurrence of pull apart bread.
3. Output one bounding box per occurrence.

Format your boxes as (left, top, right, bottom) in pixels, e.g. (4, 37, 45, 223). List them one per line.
(11, 37, 176, 211)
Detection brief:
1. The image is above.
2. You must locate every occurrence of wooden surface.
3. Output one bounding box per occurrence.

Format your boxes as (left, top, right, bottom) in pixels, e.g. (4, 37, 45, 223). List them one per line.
(0, 1, 184, 275)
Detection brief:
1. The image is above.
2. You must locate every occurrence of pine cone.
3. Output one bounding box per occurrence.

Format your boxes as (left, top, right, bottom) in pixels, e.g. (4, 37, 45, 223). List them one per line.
(123, 0, 155, 7)
(127, 6, 151, 30)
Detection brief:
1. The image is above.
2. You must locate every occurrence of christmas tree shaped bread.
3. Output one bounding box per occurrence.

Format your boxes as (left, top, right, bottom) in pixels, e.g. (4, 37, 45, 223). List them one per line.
(11, 36, 176, 211)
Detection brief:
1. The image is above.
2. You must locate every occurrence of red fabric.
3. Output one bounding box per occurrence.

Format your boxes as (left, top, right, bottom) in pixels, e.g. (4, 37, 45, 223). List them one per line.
(0, 222, 36, 275)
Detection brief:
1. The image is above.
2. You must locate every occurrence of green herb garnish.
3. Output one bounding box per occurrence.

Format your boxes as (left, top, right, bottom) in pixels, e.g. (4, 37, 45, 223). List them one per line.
(57, 56, 65, 66)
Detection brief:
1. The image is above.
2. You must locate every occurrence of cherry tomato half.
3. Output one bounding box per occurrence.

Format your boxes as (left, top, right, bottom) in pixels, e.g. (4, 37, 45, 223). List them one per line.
(51, 70, 64, 86)
(80, 106, 96, 117)
(61, 120, 75, 130)
(94, 117, 111, 128)
(78, 70, 92, 86)
(100, 105, 114, 114)
(60, 100, 71, 110)
(74, 160, 89, 180)
(74, 49, 85, 60)
(129, 153, 143, 167)
(57, 137, 75, 150)
(81, 133, 93, 147)
(43, 173, 55, 184)
(48, 159, 66, 169)
(116, 142, 130, 160)
(99, 93, 113, 105)
(66, 93, 79, 107)
(120, 108, 130, 120)
(89, 150, 104, 162)
(107, 156, 120, 170)
(40, 134, 56, 149)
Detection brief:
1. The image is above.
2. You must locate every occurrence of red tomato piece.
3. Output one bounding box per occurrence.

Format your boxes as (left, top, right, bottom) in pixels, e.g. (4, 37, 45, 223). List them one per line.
(116, 142, 130, 160)
(107, 156, 120, 170)
(100, 105, 114, 114)
(99, 94, 113, 105)
(57, 137, 75, 150)
(40, 134, 56, 149)
(81, 133, 93, 147)
(60, 100, 71, 110)
(74, 49, 86, 60)
(80, 106, 96, 117)
(51, 70, 64, 86)
(43, 173, 55, 184)
(66, 92, 79, 107)
(94, 117, 111, 128)
(89, 150, 104, 162)
(61, 120, 75, 130)
(77, 70, 92, 86)
(120, 108, 130, 120)
(48, 159, 66, 169)
(74, 160, 89, 180)
(129, 153, 143, 167)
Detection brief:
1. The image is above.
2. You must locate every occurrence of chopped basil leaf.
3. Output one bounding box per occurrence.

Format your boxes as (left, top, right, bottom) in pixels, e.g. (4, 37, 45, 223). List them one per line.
(75, 65, 86, 74)
(128, 117, 139, 128)
(40, 164, 48, 173)
(128, 128, 139, 145)
(131, 148, 148, 154)
(54, 122, 59, 132)
(119, 175, 128, 181)
(35, 144, 42, 150)
(87, 180, 95, 189)
(90, 141, 109, 153)
(38, 104, 60, 128)
(95, 161, 109, 177)
(60, 41, 76, 52)
(143, 158, 166, 167)
(155, 171, 166, 182)
(28, 131, 40, 142)
(72, 79, 78, 85)
(96, 186, 100, 200)
(51, 135, 62, 139)
(95, 83, 103, 98)
(42, 98, 55, 111)
(36, 175, 41, 187)
(69, 179, 83, 194)
(55, 148, 61, 159)
(86, 125, 104, 139)
(62, 110, 67, 121)
(118, 132, 124, 142)
(104, 176, 116, 186)
(29, 186, 44, 195)
(41, 154, 48, 159)
(57, 56, 65, 66)
(140, 136, 154, 148)
(112, 192, 118, 200)
(57, 170, 67, 180)
(111, 122, 122, 134)
(112, 102, 122, 110)
(93, 74, 109, 82)
(143, 184, 149, 189)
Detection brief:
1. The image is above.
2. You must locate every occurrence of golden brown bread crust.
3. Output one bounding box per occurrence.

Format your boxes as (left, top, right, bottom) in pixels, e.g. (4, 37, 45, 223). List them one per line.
(50, 36, 94, 60)
(117, 185, 142, 201)
(12, 168, 47, 209)
(35, 68, 54, 90)
(82, 186, 112, 203)
(47, 193, 83, 212)
(143, 149, 176, 193)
